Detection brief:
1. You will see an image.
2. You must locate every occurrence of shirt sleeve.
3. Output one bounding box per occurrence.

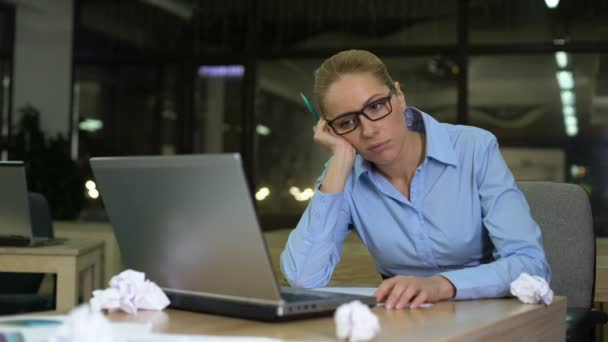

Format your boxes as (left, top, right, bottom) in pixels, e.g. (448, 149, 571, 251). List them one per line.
(440, 135, 552, 300)
(280, 162, 353, 288)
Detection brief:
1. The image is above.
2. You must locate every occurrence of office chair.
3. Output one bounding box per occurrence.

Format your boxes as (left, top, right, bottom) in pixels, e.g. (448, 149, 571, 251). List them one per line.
(518, 181, 607, 341)
(0, 192, 56, 315)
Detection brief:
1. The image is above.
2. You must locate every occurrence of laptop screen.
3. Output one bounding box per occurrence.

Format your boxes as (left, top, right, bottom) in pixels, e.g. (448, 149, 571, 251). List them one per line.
(0, 161, 33, 239)
(90, 154, 282, 302)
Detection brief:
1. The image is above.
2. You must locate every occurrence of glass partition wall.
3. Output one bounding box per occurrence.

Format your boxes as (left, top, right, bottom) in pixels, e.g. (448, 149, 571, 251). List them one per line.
(0, 0, 599, 230)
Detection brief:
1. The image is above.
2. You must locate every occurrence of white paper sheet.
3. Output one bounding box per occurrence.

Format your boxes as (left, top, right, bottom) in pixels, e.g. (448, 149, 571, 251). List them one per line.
(0, 315, 283, 342)
(314, 287, 432, 308)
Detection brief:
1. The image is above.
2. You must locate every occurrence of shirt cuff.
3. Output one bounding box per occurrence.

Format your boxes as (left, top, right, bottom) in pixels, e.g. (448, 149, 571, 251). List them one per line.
(439, 269, 507, 300)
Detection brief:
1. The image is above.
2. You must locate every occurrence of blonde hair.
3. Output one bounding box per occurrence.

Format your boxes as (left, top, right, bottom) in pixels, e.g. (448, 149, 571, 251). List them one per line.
(313, 49, 394, 115)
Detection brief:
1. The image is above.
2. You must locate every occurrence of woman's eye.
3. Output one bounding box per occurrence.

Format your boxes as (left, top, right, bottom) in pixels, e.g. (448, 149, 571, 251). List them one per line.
(340, 118, 356, 128)
(367, 102, 383, 112)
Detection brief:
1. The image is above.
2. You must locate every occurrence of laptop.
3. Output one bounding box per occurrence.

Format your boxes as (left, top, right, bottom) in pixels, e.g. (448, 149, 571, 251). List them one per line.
(90, 154, 376, 321)
(0, 161, 64, 247)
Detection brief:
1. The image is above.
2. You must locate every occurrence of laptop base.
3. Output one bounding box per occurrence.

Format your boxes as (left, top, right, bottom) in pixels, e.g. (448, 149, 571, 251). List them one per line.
(166, 291, 336, 322)
(0, 235, 31, 247)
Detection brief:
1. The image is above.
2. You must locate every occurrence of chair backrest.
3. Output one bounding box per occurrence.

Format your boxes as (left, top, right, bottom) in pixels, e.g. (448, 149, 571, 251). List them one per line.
(517, 181, 595, 308)
(0, 192, 52, 294)
(28, 192, 54, 239)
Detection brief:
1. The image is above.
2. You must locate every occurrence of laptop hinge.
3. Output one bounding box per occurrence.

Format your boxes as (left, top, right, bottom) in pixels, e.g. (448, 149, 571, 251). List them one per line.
(163, 287, 284, 306)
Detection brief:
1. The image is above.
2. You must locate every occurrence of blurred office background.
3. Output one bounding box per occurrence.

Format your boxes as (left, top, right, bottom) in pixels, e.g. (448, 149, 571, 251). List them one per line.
(0, 0, 607, 232)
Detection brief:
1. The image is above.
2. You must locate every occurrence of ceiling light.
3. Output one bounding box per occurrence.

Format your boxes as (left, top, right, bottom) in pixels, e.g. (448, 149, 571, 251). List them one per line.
(256, 124, 271, 136)
(545, 0, 560, 8)
(79, 119, 103, 132)
(556, 71, 574, 90)
(560, 91, 575, 106)
(554, 51, 568, 68)
(564, 116, 578, 126)
(562, 105, 576, 117)
(565, 125, 578, 137)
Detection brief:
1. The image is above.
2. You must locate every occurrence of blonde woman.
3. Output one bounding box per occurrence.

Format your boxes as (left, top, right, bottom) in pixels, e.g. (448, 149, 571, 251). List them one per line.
(280, 49, 550, 309)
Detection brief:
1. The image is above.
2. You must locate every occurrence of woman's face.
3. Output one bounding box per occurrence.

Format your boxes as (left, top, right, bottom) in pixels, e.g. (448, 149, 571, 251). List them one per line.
(323, 72, 409, 167)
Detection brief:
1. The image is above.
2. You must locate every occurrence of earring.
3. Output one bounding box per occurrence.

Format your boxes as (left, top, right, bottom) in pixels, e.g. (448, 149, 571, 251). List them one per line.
(405, 107, 414, 128)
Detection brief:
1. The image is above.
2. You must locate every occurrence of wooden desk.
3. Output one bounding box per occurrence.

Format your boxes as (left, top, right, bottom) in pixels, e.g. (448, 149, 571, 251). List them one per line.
(596, 238, 608, 302)
(107, 297, 566, 341)
(54, 221, 123, 285)
(0, 239, 105, 312)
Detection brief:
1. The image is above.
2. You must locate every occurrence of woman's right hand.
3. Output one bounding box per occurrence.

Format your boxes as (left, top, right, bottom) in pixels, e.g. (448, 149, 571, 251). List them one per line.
(313, 118, 356, 158)
(313, 118, 357, 193)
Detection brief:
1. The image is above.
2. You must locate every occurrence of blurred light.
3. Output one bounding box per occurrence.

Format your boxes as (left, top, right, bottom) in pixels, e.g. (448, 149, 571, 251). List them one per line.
(79, 119, 103, 132)
(85, 180, 96, 190)
(198, 65, 244, 77)
(579, 166, 587, 177)
(553, 38, 566, 45)
(570, 165, 579, 177)
(562, 105, 576, 117)
(556, 71, 574, 90)
(565, 124, 578, 137)
(290, 186, 314, 201)
(255, 187, 270, 201)
(560, 90, 575, 106)
(2, 76, 9, 87)
(555, 51, 569, 68)
(545, 0, 559, 8)
(87, 188, 99, 199)
(256, 124, 271, 136)
(564, 116, 578, 126)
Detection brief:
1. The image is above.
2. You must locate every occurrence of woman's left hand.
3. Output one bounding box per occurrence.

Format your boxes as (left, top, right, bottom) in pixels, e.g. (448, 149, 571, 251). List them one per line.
(375, 275, 455, 309)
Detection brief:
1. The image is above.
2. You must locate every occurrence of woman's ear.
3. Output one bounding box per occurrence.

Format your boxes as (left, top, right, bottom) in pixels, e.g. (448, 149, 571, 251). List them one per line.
(394, 81, 407, 110)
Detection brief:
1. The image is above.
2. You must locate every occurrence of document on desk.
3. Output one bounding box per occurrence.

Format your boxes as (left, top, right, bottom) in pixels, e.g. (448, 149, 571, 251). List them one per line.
(132, 335, 283, 342)
(0, 315, 152, 341)
(0, 315, 284, 342)
(314, 287, 432, 308)
(313, 287, 377, 297)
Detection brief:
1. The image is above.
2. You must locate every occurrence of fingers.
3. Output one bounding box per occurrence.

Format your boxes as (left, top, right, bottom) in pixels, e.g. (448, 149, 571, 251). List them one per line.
(377, 276, 434, 310)
(385, 284, 406, 309)
(375, 277, 396, 303)
(410, 291, 428, 309)
(395, 285, 418, 310)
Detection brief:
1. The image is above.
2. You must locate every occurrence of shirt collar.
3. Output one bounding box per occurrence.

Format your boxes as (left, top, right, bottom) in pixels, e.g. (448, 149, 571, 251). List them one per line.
(353, 107, 458, 180)
(414, 107, 458, 167)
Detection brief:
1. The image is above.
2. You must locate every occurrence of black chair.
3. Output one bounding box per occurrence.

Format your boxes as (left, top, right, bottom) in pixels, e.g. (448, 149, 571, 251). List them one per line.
(518, 181, 608, 341)
(0, 192, 56, 315)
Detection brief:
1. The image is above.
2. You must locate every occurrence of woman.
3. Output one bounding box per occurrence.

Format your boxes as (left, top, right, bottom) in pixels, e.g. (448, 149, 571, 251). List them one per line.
(280, 49, 551, 309)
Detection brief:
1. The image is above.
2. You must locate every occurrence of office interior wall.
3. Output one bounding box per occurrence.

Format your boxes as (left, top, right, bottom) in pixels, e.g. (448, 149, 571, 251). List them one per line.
(12, 0, 73, 137)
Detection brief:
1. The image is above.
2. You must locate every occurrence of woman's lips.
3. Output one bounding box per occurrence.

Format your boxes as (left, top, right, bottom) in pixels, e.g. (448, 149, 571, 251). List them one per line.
(368, 140, 390, 153)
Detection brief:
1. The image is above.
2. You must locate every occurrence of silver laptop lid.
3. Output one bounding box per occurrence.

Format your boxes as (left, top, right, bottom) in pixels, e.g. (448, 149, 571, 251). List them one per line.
(0, 161, 33, 239)
(90, 154, 282, 303)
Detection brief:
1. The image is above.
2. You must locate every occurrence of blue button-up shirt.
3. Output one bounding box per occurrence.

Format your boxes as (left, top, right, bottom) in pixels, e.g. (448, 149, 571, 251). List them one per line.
(280, 108, 551, 300)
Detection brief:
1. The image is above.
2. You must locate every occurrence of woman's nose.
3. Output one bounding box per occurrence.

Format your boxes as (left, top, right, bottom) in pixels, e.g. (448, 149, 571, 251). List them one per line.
(358, 115, 380, 138)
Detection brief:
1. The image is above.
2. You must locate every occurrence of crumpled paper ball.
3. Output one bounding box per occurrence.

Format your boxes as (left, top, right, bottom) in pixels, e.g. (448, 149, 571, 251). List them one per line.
(335, 300, 380, 342)
(90, 269, 170, 314)
(48, 305, 117, 342)
(510, 272, 554, 305)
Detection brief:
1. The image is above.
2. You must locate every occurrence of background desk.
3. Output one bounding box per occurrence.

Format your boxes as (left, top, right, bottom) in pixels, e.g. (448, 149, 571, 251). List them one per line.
(0, 239, 104, 312)
(596, 238, 608, 303)
(108, 297, 566, 341)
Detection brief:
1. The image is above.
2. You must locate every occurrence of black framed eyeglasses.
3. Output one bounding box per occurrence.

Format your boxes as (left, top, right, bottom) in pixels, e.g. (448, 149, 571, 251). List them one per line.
(326, 88, 395, 135)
